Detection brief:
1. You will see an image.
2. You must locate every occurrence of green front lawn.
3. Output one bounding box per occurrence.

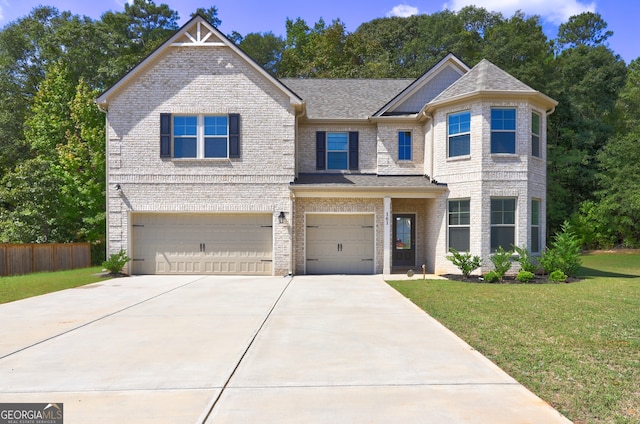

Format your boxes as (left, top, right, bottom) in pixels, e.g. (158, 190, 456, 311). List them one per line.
(0, 267, 109, 304)
(388, 252, 640, 424)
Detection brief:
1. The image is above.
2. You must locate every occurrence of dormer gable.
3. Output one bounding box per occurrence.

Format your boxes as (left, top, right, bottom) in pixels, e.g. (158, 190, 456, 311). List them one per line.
(373, 53, 469, 117)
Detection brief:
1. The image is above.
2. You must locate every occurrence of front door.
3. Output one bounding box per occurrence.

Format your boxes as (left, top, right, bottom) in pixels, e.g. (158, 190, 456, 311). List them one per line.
(393, 214, 415, 267)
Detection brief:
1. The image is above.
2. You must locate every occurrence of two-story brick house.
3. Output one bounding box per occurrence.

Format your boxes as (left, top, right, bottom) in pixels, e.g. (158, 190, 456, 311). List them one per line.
(96, 16, 557, 276)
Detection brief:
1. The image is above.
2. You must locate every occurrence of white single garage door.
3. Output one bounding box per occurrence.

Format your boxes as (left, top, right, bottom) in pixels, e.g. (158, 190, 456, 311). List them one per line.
(131, 213, 273, 275)
(306, 214, 375, 274)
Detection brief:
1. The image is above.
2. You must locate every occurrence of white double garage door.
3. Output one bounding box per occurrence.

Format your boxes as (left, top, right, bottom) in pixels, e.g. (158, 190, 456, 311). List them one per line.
(131, 213, 375, 275)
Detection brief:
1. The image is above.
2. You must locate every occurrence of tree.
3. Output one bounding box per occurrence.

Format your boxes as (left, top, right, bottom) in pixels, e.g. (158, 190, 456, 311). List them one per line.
(546, 44, 627, 231)
(557, 12, 613, 50)
(233, 32, 285, 76)
(191, 6, 221, 27)
(483, 11, 553, 90)
(0, 62, 105, 243)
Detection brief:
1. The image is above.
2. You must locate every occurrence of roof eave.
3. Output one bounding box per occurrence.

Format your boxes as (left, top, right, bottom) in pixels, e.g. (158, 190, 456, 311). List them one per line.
(290, 184, 448, 198)
(423, 90, 558, 115)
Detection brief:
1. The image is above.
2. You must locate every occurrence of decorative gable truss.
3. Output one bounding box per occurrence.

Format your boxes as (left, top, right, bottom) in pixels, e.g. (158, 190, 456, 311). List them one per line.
(171, 20, 225, 47)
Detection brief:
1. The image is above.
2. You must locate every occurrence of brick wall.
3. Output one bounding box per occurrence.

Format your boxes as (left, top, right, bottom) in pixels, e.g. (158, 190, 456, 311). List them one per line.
(105, 45, 297, 275)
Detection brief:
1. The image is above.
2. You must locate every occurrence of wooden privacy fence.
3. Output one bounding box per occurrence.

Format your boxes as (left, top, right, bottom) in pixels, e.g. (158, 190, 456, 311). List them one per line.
(0, 243, 91, 276)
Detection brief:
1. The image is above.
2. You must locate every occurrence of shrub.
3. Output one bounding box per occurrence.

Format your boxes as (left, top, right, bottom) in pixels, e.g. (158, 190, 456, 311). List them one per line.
(483, 270, 500, 283)
(549, 269, 568, 283)
(542, 221, 582, 276)
(490, 246, 512, 280)
(540, 248, 559, 275)
(512, 245, 538, 273)
(516, 270, 535, 283)
(446, 248, 482, 278)
(102, 250, 131, 275)
(552, 222, 582, 276)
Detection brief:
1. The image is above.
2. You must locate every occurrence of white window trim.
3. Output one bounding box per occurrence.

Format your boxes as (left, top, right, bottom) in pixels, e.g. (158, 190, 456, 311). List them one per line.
(490, 197, 517, 251)
(398, 130, 412, 161)
(531, 111, 541, 159)
(172, 114, 229, 160)
(490, 107, 517, 155)
(326, 131, 349, 170)
(448, 199, 471, 251)
(447, 110, 471, 159)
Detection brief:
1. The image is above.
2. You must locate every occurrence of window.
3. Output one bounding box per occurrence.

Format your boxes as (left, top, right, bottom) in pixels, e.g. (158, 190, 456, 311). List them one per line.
(491, 108, 516, 154)
(204, 116, 229, 158)
(173, 116, 198, 158)
(531, 112, 541, 157)
(448, 111, 471, 157)
(316, 131, 359, 170)
(531, 199, 540, 253)
(160, 113, 240, 159)
(327, 132, 348, 169)
(449, 199, 470, 251)
(398, 131, 412, 160)
(491, 198, 516, 251)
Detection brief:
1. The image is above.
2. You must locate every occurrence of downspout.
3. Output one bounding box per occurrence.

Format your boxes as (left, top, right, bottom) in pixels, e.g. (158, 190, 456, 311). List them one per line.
(96, 102, 110, 261)
(421, 111, 434, 180)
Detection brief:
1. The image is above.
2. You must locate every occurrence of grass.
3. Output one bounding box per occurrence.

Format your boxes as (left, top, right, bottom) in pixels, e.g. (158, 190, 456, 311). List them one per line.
(0, 266, 109, 304)
(388, 252, 640, 424)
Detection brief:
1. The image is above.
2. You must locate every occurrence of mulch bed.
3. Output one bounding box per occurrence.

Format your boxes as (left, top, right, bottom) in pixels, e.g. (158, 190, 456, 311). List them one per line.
(441, 274, 581, 284)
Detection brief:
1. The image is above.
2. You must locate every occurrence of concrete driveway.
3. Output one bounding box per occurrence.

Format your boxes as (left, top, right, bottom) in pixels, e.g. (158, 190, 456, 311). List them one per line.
(0, 275, 571, 423)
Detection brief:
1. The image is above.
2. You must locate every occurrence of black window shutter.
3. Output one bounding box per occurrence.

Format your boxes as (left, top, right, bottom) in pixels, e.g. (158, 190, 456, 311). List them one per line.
(349, 131, 359, 170)
(160, 113, 171, 158)
(316, 131, 326, 170)
(229, 113, 240, 158)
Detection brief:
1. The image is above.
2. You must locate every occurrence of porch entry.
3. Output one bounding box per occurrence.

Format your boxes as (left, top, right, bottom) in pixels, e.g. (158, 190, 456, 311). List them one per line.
(393, 214, 415, 268)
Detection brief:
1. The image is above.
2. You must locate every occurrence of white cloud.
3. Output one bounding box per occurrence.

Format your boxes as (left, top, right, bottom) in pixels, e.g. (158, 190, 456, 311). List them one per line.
(442, 0, 596, 24)
(387, 4, 420, 18)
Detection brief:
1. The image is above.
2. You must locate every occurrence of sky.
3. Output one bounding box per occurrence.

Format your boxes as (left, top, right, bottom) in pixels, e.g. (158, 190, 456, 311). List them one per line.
(0, 0, 638, 63)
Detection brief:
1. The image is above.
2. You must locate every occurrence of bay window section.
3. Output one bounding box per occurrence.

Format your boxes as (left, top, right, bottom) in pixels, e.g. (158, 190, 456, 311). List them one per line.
(531, 199, 540, 253)
(491, 198, 516, 251)
(448, 111, 471, 157)
(531, 112, 541, 157)
(491, 108, 516, 154)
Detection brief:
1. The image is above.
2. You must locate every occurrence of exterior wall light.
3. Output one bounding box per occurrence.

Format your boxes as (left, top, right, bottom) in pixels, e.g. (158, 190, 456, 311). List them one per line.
(278, 211, 286, 224)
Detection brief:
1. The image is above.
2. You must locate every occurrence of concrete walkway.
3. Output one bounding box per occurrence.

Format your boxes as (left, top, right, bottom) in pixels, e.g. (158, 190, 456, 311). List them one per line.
(0, 275, 571, 423)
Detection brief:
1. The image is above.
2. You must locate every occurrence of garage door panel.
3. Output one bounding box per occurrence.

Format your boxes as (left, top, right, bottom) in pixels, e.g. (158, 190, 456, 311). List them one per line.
(306, 214, 375, 275)
(132, 214, 272, 275)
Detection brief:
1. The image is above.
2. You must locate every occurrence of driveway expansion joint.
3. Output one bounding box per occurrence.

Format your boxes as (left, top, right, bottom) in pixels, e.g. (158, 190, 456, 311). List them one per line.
(0, 276, 208, 361)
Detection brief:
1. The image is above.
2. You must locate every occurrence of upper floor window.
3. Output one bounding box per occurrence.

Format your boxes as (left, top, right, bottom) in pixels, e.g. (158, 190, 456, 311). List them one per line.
(316, 131, 359, 171)
(398, 131, 412, 161)
(160, 113, 240, 159)
(491, 108, 516, 154)
(531, 112, 541, 158)
(327, 132, 348, 169)
(448, 111, 471, 157)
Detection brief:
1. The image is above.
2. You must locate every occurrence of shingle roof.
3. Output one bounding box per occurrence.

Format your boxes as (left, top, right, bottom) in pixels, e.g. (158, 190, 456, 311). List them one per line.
(291, 173, 446, 189)
(430, 59, 536, 104)
(281, 78, 414, 120)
